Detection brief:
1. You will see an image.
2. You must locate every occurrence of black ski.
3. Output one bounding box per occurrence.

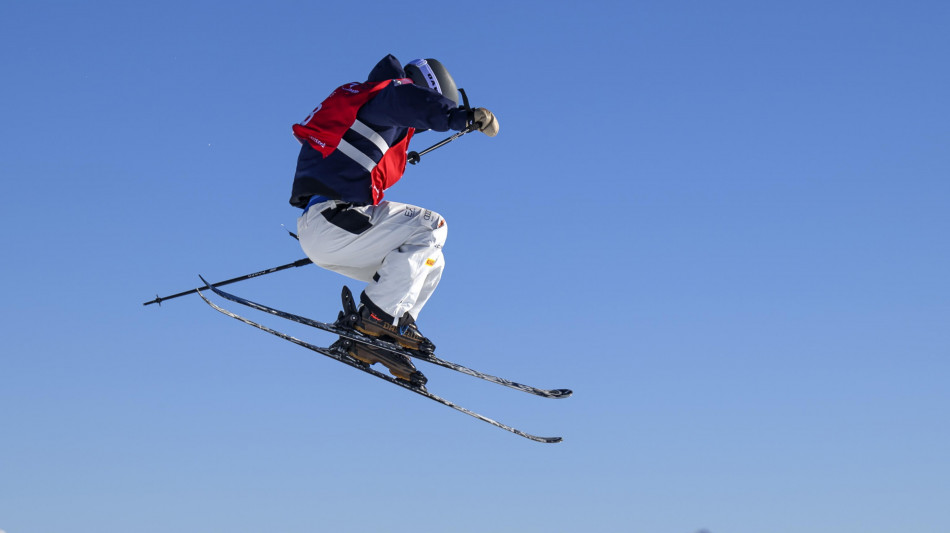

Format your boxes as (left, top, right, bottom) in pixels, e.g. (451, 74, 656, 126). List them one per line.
(196, 287, 562, 444)
(198, 277, 572, 399)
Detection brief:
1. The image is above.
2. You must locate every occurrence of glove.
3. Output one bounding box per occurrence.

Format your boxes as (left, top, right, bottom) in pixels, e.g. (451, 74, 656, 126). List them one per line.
(472, 108, 499, 137)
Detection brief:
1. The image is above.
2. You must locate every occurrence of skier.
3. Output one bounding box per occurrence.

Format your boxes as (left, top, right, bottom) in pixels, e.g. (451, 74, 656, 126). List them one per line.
(290, 54, 498, 383)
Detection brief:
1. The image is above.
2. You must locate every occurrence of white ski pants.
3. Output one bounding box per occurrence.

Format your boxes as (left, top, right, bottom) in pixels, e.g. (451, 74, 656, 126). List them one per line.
(297, 199, 447, 323)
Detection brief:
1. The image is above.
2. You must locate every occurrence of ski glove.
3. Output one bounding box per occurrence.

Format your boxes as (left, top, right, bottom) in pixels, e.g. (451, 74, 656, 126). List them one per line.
(472, 108, 499, 137)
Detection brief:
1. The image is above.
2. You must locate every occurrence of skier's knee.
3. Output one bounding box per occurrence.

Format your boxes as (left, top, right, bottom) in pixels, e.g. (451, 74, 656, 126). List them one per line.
(431, 213, 447, 246)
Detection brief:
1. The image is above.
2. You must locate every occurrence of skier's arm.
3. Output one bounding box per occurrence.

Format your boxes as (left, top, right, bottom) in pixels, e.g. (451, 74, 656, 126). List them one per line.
(360, 83, 470, 132)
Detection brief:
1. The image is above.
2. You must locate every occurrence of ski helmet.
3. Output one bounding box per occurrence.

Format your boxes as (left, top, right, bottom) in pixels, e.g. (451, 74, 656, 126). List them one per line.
(404, 58, 459, 106)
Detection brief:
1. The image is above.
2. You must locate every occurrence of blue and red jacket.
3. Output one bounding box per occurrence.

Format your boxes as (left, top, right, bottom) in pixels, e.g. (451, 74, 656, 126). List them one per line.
(290, 55, 470, 208)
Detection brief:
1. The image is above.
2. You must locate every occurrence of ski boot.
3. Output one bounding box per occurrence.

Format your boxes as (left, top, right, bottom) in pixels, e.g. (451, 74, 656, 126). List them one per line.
(355, 307, 436, 353)
(331, 338, 427, 388)
(336, 286, 436, 354)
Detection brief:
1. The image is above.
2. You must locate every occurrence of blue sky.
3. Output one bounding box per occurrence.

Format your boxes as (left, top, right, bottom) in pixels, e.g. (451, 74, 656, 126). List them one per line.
(2, 1, 948, 532)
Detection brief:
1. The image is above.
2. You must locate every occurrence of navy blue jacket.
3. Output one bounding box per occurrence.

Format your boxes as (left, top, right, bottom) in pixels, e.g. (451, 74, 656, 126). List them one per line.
(290, 55, 470, 207)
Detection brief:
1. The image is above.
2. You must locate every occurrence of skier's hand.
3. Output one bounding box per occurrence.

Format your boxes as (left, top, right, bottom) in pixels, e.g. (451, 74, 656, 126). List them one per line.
(472, 108, 499, 137)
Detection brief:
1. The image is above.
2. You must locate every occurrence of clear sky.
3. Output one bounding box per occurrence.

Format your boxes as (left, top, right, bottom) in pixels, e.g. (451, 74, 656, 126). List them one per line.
(2, 1, 948, 532)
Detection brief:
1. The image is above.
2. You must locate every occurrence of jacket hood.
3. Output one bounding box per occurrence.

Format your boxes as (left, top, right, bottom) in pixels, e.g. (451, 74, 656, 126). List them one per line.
(367, 54, 406, 81)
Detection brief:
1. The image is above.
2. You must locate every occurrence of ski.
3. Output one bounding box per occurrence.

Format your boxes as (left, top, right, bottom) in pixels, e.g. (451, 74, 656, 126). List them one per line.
(196, 287, 562, 444)
(198, 277, 572, 399)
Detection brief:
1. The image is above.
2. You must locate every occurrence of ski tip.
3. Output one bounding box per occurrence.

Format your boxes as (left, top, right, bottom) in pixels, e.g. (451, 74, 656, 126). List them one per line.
(552, 389, 573, 398)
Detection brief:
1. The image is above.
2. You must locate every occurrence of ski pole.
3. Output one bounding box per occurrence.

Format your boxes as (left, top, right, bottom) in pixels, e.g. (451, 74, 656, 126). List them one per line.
(407, 123, 478, 165)
(143, 257, 313, 306)
(407, 87, 479, 165)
